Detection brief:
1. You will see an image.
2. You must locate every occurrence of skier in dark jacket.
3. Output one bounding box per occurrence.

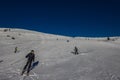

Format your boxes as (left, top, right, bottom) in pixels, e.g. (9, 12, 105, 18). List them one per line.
(21, 50, 35, 76)
(74, 46, 79, 55)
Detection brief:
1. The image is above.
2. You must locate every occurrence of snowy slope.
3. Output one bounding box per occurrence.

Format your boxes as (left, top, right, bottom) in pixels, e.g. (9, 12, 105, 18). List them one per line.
(0, 28, 120, 80)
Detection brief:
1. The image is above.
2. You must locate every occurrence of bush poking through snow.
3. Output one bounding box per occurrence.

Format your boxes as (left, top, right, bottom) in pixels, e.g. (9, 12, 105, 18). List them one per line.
(7, 35, 10, 37)
(18, 33, 21, 36)
(11, 37, 15, 40)
(67, 40, 69, 42)
(0, 60, 3, 63)
(4, 29, 8, 32)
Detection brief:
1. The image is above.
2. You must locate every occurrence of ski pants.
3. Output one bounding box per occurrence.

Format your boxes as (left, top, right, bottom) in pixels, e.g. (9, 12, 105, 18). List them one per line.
(23, 60, 32, 73)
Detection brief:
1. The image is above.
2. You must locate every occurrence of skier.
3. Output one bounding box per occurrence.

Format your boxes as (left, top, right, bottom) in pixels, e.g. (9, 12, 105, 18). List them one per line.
(14, 46, 18, 53)
(74, 46, 79, 55)
(21, 50, 35, 76)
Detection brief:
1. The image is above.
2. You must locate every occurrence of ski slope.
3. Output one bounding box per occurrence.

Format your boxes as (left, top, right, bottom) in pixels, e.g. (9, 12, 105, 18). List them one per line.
(0, 28, 120, 80)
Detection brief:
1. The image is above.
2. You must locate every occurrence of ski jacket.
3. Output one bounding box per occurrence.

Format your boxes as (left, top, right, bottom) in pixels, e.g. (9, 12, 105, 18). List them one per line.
(26, 52, 35, 62)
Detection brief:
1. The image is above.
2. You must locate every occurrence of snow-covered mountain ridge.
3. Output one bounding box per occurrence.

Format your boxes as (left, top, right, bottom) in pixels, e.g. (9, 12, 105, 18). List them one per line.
(0, 28, 120, 80)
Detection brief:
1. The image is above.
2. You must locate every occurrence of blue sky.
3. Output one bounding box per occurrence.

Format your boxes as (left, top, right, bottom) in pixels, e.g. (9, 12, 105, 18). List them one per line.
(0, 0, 120, 37)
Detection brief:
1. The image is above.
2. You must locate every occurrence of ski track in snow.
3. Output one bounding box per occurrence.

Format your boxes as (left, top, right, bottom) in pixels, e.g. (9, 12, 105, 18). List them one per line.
(0, 28, 120, 80)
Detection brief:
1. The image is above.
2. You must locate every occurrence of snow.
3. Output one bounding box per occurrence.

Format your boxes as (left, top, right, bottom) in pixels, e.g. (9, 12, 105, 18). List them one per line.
(0, 28, 120, 80)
